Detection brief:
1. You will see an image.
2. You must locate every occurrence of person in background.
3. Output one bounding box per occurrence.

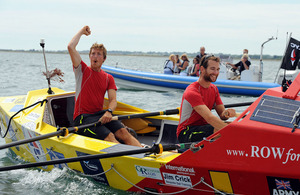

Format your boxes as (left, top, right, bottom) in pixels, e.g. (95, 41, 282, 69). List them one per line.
(196, 47, 207, 60)
(226, 54, 251, 74)
(189, 57, 200, 77)
(174, 54, 181, 74)
(243, 49, 251, 62)
(178, 54, 189, 76)
(177, 55, 236, 143)
(68, 25, 142, 147)
(164, 54, 176, 74)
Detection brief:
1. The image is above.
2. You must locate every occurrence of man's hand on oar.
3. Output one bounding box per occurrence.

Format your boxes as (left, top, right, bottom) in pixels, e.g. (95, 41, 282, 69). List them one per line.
(99, 111, 113, 124)
(223, 108, 236, 118)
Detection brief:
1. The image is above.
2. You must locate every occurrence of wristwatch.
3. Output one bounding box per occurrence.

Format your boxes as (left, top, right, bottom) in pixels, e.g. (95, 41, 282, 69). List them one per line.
(107, 108, 113, 114)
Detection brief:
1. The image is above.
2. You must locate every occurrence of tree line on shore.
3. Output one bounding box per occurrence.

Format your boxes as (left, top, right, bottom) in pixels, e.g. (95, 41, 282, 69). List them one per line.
(0, 49, 282, 60)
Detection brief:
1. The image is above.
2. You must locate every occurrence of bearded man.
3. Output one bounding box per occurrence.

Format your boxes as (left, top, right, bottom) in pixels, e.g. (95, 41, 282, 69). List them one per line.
(177, 56, 236, 143)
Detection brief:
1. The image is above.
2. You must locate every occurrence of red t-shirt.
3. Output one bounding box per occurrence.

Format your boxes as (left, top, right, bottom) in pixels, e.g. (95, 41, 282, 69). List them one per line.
(176, 81, 223, 137)
(73, 61, 117, 120)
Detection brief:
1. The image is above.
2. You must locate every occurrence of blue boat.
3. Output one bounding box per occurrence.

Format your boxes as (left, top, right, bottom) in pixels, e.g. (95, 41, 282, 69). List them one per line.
(102, 65, 280, 96)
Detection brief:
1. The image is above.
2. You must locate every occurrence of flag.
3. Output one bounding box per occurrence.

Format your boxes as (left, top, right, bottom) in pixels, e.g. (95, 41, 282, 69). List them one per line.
(280, 37, 300, 70)
(275, 179, 293, 190)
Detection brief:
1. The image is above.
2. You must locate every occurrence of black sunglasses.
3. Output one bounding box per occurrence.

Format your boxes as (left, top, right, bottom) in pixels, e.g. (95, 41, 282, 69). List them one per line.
(200, 55, 214, 66)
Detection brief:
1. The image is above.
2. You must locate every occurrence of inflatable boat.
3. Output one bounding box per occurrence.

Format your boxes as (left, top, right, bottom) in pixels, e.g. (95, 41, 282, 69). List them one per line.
(102, 65, 280, 96)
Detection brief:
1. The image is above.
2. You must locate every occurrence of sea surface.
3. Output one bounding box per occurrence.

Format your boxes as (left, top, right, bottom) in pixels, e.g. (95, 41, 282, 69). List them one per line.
(0, 51, 282, 194)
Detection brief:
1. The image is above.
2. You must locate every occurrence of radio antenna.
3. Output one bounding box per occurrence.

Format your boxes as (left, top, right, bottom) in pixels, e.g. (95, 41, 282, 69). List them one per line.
(40, 39, 54, 94)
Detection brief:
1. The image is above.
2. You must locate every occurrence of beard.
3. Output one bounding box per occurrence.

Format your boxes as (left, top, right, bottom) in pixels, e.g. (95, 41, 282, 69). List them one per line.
(203, 71, 218, 82)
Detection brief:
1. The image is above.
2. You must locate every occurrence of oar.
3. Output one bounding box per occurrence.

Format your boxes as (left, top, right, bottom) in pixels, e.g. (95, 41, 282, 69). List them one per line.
(224, 101, 253, 108)
(112, 108, 179, 120)
(223, 101, 253, 118)
(0, 143, 192, 172)
(0, 108, 180, 150)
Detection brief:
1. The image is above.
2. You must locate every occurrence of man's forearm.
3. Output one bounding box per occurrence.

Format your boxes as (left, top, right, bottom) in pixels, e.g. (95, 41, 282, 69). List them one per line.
(68, 30, 83, 51)
(68, 26, 91, 67)
(206, 115, 227, 131)
(108, 99, 117, 111)
(242, 61, 249, 69)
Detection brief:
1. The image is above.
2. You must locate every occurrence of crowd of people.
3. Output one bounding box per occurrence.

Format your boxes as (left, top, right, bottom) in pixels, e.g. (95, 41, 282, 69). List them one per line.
(164, 47, 207, 76)
(164, 47, 251, 77)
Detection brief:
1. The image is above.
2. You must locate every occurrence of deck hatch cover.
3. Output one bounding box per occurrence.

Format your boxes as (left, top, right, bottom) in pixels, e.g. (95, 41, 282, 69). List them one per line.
(250, 95, 300, 129)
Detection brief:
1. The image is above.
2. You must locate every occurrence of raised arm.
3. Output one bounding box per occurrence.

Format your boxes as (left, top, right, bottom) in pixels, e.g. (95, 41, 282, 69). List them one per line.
(68, 26, 91, 68)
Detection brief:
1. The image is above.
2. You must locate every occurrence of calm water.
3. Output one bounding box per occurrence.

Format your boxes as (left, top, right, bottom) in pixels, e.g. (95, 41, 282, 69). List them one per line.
(0, 51, 281, 194)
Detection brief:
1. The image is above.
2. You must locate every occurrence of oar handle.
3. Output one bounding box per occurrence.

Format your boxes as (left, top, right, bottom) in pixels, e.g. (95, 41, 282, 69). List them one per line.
(112, 108, 179, 121)
(224, 101, 253, 108)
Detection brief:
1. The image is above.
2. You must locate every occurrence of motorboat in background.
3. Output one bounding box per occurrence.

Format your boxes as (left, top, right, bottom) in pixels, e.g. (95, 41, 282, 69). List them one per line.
(103, 36, 300, 96)
(102, 65, 280, 96)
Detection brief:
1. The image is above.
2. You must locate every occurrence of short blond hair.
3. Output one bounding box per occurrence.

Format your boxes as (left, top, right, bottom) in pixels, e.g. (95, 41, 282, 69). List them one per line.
(89, 43, 107, 59)
(242, 54, 249, 60)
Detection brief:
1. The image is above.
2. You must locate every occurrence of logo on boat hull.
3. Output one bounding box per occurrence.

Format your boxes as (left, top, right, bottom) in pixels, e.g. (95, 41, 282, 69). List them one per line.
(76, 151, 109, 185)
(162, 172, 192, 188)
(47, 148, 67, 169)
(83, 160, 98, 171)
(267, 176, 300, 195)
(226, 145, 300, 165)
(164, 164, 195, 175)
(22, 123, 47, 169)
(2, 115, 19, 151)
(135, 165, 162, 180)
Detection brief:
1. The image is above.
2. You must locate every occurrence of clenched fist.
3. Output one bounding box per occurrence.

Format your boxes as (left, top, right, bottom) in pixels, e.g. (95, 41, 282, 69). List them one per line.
(81, 26, 91, 36)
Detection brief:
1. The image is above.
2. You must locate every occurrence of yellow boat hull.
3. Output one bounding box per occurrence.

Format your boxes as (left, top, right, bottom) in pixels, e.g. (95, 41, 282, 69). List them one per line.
(0, 88, 180, 192)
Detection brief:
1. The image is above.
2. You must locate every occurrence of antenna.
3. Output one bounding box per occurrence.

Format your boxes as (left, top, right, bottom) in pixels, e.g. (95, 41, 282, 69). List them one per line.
(40, 39, 54, 94)
(259, 36, 277, 82)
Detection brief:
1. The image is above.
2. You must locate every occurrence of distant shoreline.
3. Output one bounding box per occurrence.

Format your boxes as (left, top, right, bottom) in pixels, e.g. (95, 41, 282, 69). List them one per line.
(0, 49, 282, 60)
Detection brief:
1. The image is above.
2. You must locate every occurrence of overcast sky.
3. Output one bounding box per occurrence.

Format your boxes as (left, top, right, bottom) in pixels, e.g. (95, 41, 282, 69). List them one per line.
(1, 0, 299, 55)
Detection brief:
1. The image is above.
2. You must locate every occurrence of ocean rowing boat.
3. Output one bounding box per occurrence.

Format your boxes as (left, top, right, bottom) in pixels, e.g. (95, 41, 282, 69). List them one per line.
(0, 71, 300, 194)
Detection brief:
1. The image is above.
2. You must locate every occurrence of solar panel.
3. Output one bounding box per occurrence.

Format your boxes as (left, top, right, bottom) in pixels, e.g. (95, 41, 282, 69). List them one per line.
(250, 95, 300, 129)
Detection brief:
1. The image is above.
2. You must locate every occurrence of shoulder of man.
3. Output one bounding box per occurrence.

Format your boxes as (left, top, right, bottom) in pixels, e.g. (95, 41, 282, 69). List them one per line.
(74, 60, 88, 73)
(209, 83, 218, 91)
(105, 72, 117, 90)
(80, 61, 89, 70)
(209, 83, 221, 98)
(184, 82, 200, 95)
(183, 82, 205, 106)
